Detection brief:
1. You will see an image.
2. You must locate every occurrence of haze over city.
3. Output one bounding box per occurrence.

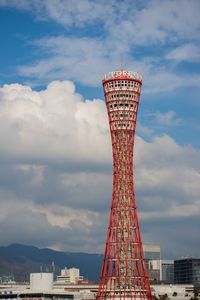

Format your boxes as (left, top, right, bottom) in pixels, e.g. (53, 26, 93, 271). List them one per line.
(0, 0, 200, 260)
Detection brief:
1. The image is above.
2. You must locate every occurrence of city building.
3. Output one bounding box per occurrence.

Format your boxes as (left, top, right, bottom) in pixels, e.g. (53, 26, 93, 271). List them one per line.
(97, 70, 152, 299)
(0, 276, 15, 284)
(162, 260, 174, 283)
(151, 284, 194, 299)
(143, 244, 162, 282)
(30, 273, 53, 291)
(174, 258, 200, 286)
(0, 272, 96, 300)
(56, 268, 83, 284)
(0, 289, 92, 300)
(0, 269, 197, 300)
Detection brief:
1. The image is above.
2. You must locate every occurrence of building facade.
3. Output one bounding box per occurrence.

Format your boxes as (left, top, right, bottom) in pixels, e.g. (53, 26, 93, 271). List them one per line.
(57, 268, 83, 284)
(162, 260, 174, 284)
(143, 244, 162, 283)
(174, 258, 200, 287)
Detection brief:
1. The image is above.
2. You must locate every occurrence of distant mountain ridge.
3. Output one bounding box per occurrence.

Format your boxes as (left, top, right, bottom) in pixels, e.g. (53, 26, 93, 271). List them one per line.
(0, 244, 103, 282)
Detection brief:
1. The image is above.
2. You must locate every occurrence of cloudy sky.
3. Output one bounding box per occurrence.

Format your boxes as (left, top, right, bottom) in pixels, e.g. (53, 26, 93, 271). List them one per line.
(0, 0, 200, 259)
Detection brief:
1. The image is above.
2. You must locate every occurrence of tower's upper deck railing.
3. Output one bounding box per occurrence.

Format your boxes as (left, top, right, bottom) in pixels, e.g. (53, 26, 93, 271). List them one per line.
(103, 70, 142, 82)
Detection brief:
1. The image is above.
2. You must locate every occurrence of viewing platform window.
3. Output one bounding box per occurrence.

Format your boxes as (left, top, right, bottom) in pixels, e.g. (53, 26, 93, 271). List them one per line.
(121, 81, 127, 87)
(114, 81, 120, 88)
(109, 82, 114, 88)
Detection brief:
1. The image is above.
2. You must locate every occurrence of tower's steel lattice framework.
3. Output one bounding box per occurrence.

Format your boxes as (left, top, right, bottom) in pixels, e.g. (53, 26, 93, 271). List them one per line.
(97, 70, 152, 300)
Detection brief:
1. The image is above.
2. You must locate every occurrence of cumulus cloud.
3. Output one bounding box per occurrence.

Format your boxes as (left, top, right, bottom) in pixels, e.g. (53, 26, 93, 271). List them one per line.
(135, 135, 200, 213)
(0, 80, 200, 257)
(0, 0, 200, 257)
(0, 80, 110, 164)
(0, 80, 111, 252)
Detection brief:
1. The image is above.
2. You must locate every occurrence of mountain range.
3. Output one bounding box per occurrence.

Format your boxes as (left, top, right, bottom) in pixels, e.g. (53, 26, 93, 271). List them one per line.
(0, 244, 103, 283)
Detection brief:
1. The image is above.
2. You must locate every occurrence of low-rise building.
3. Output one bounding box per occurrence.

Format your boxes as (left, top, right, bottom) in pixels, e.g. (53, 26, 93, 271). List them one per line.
(151, 284, 194, 299)
(56, 268, 83, 284)
(0, 272, 96, 300)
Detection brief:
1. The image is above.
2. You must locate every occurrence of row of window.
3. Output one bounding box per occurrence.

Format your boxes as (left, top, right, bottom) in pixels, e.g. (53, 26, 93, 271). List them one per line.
(104, 86, 141, 93)
(109, 112, 136, 120)
(105, 80, 140, 88)
(111, 122, 136, 130)
(106, 93, 138, 101)
(112, 132, 134, 139)
(108, 102, 137, 110)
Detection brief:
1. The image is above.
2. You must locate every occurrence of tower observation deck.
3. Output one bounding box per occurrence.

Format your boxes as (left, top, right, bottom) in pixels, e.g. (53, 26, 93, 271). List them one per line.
(97, 70, 152, 300)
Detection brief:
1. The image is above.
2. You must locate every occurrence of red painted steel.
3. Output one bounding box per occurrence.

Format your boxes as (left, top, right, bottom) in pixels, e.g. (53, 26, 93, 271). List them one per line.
(97, 70, 152, 300)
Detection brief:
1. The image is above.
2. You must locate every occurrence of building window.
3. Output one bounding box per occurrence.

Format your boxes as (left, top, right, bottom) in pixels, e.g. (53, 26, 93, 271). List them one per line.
(114, 81, 120, 87)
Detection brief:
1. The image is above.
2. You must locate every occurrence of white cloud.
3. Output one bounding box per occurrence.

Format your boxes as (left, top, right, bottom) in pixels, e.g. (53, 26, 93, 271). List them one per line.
(0, 80, 200, 255)
(154, 111, 181, 126)
(2, 0, 200, 42)
(18, 36, 128, 86)
(1, 0, 198, 91)
(0, 0, 32, 10)
(137, 122, 154, 138)
(2, 0, 199, 92)
(0, 80, 110, 164)
(134, 135, 200, 227)
(17, 35, 200, 92)
(8, 1, 200, 40)
(166, 43, 200, 62)
(0, 0, 200, 256)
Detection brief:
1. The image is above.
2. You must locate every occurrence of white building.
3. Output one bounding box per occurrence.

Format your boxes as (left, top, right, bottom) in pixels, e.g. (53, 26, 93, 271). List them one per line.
(56, 268, 83, 284)
(0, 271, 196, 300)
(0, 271, 95, 300)
(30, 273, 53, 291)
(151, 284, 194, 299)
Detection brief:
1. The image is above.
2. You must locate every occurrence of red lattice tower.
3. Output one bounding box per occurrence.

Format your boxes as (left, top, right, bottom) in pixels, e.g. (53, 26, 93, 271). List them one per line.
(97, 70, 152, 300)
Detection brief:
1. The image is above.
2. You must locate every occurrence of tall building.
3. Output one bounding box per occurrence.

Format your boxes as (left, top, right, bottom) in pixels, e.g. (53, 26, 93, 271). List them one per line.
(143, 244, 162, 282)
(97, 70, 152, 300)
(162, 260, 174, 284)
(174, 258, 200, 287)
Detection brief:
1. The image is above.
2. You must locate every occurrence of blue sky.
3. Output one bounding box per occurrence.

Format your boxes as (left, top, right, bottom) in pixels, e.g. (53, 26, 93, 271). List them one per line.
(0, 0, 200, 259)
(1, 1, 200, 147)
